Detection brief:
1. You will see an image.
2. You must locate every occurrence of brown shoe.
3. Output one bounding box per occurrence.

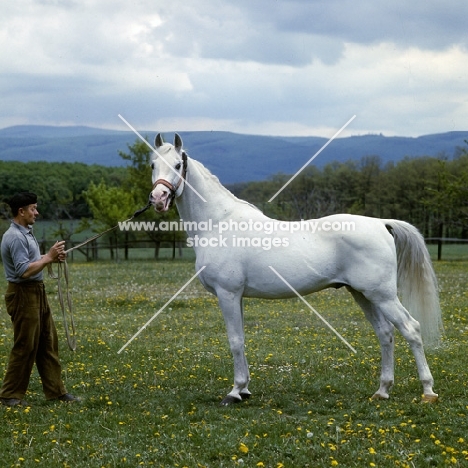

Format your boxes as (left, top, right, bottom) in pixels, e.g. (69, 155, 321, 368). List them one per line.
(56, 393, 81, 403)
(0, 398, 30, 407)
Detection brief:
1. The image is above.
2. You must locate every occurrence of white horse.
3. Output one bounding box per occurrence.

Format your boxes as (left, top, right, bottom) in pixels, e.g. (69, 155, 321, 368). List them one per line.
(149, 133, 443, 405)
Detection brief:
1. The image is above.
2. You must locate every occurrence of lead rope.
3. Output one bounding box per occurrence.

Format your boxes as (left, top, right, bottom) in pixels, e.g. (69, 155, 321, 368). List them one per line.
(54, 260, 76, 350)
(48, 202, 152, 351)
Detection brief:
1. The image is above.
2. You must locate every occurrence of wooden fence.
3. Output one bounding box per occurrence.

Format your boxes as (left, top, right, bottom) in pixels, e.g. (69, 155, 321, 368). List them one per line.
(425, 238, 468, 261)
(33, 237, 468, 262)
(38, 237, 188, 262)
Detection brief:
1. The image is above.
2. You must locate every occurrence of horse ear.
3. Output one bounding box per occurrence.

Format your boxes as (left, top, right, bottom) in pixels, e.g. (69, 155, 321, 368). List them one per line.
(155, 133, 164, 149)
(174, 133, 183, 153)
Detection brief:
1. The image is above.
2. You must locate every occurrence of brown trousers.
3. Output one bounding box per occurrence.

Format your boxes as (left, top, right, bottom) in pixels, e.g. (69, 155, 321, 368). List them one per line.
(0, 281, 66, 400)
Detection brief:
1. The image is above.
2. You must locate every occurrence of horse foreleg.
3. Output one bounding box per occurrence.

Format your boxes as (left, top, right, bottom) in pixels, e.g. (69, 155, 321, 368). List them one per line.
(217, 290, 251, 405)
(349, 288, 395, 399)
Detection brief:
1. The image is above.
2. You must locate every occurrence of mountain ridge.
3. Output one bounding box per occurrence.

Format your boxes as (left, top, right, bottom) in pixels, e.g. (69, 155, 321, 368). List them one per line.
(1, 125, 467, 184)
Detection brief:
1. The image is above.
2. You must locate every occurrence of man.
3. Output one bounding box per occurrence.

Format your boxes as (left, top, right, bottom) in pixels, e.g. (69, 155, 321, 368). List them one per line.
(0, 192, 79, 406)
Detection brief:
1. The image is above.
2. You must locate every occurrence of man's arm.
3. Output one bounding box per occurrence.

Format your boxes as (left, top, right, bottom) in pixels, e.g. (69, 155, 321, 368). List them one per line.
(21, 241, 66, 279)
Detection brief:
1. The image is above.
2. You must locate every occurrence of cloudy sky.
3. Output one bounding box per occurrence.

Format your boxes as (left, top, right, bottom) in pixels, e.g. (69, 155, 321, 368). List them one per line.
(2, 0, 468, 137)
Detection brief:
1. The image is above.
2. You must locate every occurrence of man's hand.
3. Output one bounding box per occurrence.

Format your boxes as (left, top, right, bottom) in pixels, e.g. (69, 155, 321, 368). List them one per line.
(48, 241, 66, 262)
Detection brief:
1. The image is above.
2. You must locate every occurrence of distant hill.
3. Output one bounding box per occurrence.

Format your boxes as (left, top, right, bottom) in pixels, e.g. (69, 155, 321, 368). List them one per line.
(1, 125, 467, 184)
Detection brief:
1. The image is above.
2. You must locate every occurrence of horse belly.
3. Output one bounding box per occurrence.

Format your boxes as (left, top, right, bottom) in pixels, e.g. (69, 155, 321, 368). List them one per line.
(242, 246, 335, 299)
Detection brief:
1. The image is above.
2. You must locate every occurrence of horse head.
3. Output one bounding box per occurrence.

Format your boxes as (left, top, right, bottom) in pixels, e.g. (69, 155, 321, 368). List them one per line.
(150, 133, 187, 212)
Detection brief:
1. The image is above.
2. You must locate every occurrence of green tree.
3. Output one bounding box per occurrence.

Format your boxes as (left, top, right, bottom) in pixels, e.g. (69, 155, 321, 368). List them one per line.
(348, 155, 382, 216)
(82, 180, 137, 260)
(424, 155, 468, 238)
(119, 139, 153, 205)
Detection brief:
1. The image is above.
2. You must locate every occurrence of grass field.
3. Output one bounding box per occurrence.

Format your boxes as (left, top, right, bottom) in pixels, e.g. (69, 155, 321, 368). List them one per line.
(0, 258, 467, 467)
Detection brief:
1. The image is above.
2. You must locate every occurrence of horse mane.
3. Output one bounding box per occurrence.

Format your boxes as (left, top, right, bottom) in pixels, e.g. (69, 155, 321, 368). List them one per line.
(188, 156, 261, 212)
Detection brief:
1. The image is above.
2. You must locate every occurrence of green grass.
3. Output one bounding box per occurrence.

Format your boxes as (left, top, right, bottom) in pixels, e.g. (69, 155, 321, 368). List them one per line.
(0, 260, 467, 467)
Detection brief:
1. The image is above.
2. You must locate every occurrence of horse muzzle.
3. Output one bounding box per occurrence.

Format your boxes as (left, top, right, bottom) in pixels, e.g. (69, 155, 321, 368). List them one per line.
(150, 185, 173, 212)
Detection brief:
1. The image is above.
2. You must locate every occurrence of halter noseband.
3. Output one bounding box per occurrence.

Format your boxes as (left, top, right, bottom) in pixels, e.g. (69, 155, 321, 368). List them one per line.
(151, 151, 188, 207)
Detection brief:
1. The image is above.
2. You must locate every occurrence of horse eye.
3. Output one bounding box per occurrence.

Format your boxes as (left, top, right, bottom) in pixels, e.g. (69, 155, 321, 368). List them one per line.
(151, 163, 154, 170)
(175, 163, 181, 170)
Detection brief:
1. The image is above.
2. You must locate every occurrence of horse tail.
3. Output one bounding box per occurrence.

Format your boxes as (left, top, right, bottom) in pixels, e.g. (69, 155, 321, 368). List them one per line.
(384, 219, 444, 348)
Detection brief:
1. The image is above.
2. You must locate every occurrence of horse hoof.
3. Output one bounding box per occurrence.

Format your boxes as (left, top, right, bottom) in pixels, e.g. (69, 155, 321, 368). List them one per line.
(220, 395, 242, 406)
(370, 392, 389, 401)
(240, 391, 251, 400)
(422, 394, 438, 403)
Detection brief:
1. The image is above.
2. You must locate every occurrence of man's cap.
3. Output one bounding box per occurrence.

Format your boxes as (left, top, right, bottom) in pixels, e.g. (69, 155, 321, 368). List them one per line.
(7, 192, 38, 212)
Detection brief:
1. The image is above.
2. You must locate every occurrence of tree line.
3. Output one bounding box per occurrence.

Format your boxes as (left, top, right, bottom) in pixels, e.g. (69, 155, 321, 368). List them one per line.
(1, 141, 467, 243)
(0, 160, 126, 219)
(234, 150, 468, 239)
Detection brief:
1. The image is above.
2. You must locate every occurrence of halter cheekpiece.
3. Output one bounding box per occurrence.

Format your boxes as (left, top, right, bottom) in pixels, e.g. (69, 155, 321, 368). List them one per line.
(152, 151, 188, 207)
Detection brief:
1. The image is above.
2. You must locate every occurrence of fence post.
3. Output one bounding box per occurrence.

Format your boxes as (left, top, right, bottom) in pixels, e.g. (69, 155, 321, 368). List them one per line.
(93, 240, 98, 260)
(172, 231, 176, 259)
(125, 231, 129, 260)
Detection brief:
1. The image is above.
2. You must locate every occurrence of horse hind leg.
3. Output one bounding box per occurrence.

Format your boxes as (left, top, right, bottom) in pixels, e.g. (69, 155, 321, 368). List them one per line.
(351, 288, 438, 402)
(381, 299, 438, 402)
(348, 288, 395, 399)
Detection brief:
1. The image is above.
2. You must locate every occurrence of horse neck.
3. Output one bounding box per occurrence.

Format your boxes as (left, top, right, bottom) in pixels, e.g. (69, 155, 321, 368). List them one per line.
(175, 158, 252, 224)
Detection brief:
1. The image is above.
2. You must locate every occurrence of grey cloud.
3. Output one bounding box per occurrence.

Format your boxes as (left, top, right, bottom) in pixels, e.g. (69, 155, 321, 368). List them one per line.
(153, 2, 345, 66)
(238, 0, 468, 49)
(155, 0, 468, 67)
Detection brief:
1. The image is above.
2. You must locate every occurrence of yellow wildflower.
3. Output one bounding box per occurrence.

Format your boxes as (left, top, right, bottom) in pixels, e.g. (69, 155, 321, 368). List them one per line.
(239, 442, 249, 454)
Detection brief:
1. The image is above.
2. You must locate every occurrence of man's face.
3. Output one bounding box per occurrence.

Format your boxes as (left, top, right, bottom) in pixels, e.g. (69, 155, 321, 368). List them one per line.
(19, 204, 39, 226)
